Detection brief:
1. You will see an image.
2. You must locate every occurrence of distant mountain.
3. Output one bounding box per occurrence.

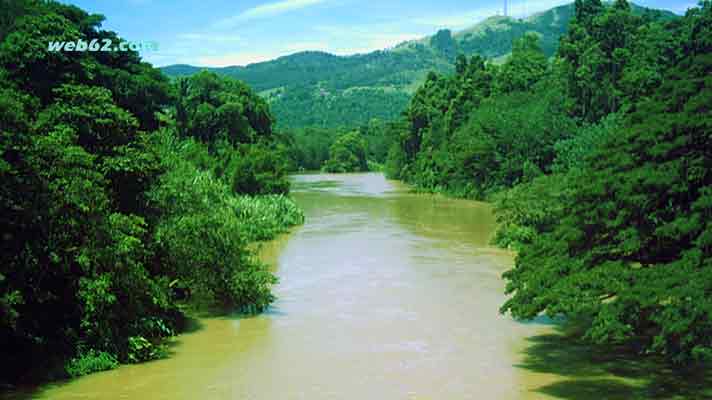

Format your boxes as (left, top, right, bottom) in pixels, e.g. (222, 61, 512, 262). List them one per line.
(160, 3, 677, 131)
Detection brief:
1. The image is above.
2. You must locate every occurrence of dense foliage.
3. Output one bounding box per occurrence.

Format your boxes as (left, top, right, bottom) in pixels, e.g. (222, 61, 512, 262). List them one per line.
(0, 0, 302, 385)
(280, 126, 341, 171)
(1, 0, 707, 390)
(385, 0, 712, 364)
(385, 35, 575, 198)
(322, 131, 369, 173)
(280, 119, 396, 172)
(502, 1, 712, 363)
(173, 70, 273, 144)
(268, 86, 412, 131)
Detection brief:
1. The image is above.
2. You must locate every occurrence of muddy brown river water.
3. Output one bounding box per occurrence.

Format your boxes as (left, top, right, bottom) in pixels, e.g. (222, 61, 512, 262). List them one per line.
(17, 173, 577, 399)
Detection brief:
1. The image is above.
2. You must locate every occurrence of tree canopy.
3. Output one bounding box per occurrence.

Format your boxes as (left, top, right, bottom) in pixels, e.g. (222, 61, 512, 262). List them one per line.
(322, 131, 369, 173)
(0, 0, 302, 384)
(384, 0, 712, 364)
(502, 2, 712, 362)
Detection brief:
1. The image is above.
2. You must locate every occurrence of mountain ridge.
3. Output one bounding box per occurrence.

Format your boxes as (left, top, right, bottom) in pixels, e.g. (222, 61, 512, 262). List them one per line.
(160, 2, 678, 130)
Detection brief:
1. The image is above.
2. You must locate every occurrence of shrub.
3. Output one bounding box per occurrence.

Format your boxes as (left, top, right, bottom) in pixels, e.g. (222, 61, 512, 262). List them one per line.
(148, 129, 302, 310)
(127, 336, 165, 363)
(492, 173, 570, 250)
(232, 195, 305, 241)
(323, 131, 368, 173)
(65, 350, 119, 378)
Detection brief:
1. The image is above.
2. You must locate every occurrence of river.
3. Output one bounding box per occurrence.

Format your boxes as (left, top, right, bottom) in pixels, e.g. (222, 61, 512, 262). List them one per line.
(21, 173, 567, 399)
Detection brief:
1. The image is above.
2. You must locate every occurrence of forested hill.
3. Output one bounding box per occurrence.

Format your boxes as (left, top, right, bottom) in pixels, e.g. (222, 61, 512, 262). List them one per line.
(160, 3, 675, 130)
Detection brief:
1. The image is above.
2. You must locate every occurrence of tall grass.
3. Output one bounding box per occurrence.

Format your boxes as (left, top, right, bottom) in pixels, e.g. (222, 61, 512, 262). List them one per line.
(147, 129, 304, 311)
(232, 195, 304, 241)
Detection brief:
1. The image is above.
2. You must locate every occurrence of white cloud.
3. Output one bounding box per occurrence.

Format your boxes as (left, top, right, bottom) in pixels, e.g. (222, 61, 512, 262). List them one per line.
(177, 33, 244, 43)
(148, 0, 572, 68)
(214, 0, 328, 28)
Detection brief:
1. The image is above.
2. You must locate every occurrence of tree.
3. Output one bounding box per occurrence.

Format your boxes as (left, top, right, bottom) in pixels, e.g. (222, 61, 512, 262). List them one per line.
(227, 143, 290, 195)
(495, 33, 549, 94)
(0, 0, 302, 383)
(501, 2, 712, 362)
(430, 29, 457, 60)
(323, 132, 369, 173)
(174, 70, 273, 145)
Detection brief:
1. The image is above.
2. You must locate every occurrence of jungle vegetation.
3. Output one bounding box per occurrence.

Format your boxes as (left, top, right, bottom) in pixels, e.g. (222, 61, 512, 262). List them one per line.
(385, 0, 712, 364)
(1, 0, 709, 390)
(322, 131, 369, 173)
(279, 119, 396, 172)
(0, 0, 302, 384)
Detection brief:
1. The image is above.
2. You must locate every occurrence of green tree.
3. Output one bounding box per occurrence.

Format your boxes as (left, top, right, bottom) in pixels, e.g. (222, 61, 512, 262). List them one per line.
(323, 131, 369, 173)
(501, 2, 712, 362)
(175, 70, 273, 145)
(495, 33, 549, 94)
(0, 0, 303, 384)
(430, 29, 457, 60)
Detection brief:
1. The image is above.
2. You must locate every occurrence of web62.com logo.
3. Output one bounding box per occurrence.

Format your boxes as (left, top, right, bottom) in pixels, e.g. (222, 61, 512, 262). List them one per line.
(48, 39, 159, 52)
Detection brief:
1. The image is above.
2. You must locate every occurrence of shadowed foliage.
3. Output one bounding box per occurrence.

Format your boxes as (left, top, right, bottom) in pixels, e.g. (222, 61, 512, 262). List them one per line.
(518, 329, 712, 399)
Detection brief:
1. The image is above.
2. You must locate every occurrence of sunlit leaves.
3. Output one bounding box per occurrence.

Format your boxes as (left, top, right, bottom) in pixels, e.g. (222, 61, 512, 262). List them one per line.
(148, 130, 300, 310)
(175, 71, 273, 144)
(323, 131, 369, 173)
(500, 4, 712, 362)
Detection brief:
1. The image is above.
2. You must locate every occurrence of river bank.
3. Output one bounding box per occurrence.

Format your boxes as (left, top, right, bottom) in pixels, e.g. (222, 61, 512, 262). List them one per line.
(6, 173, 709, 400)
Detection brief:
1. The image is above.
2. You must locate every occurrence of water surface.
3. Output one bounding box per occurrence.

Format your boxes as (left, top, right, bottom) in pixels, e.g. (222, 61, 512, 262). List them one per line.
(27, 173, 562, 399)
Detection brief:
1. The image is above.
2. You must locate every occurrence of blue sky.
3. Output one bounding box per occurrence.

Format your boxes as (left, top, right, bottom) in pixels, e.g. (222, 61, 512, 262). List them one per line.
(62, 0, 697, 67)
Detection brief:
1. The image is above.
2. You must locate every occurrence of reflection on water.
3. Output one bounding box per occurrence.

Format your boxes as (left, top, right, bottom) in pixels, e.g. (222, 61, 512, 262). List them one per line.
(8, 173, 709, 400)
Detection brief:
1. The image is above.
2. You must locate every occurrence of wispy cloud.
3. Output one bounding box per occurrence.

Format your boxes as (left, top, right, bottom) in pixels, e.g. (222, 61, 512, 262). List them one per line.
(177, 33, 244, 43)
(214, 0, 328, 28)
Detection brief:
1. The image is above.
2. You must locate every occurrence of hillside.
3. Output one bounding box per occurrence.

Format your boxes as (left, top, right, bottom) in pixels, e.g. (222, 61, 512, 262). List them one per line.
(160, 3, 677, 130)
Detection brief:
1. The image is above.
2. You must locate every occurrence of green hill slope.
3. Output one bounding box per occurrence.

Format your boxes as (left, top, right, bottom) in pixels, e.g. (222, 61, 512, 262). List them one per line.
(160, 3, 676, 130)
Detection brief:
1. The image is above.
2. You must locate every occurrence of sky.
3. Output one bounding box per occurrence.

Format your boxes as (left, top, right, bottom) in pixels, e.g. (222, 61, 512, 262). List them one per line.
(62, 0, 697, 67)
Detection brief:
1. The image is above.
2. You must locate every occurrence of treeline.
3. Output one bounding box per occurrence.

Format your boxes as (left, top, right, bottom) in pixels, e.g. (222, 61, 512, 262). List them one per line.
(281, 119, 398, 173)
(386, 0, 712, 363)
(0, 0, 302, 384)
(385, 31, 570, 197)
(268, 85, 412, 131)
